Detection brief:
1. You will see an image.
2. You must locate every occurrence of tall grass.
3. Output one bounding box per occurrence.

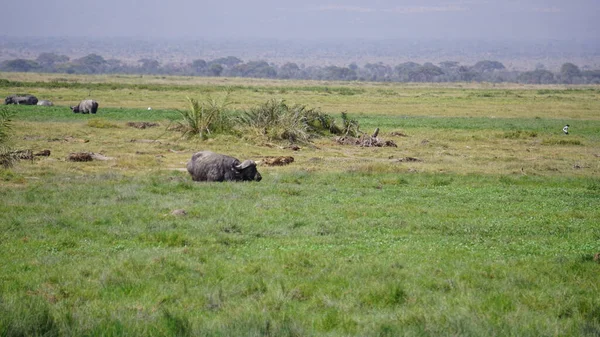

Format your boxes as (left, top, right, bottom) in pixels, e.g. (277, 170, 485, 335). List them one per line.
(236, 98, 343, 143)
(174, 92, 232, 139)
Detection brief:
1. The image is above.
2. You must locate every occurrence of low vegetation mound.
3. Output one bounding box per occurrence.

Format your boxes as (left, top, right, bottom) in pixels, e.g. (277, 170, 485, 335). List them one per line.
(174, 95, 362, 144)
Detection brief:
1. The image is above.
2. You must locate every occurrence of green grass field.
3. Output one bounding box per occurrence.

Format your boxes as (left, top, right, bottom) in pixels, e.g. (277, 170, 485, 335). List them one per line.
(1, 73, 599, 336)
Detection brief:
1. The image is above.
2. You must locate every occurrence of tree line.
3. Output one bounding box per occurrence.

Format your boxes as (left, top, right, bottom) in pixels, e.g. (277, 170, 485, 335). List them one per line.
(2, 52, 600, 85)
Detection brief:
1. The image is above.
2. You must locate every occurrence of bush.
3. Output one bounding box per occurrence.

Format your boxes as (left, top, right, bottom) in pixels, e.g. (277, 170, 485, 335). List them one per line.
(174, 91, 232, 139)
(236, 99, 344, 143)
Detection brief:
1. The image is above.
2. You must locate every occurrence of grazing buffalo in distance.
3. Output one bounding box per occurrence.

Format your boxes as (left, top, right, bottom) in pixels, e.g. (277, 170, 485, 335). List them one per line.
(5, 94, 38, 105)
(186, 151, 262, 182)
(37, 100, 53, 106)
(71, 100, 99, 114)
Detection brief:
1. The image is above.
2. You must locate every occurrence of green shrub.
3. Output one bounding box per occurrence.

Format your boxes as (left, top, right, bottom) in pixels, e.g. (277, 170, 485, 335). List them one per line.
(236, 98, 343, 143)
(174, 92, 232, 139)
(340, 111, 360, 137)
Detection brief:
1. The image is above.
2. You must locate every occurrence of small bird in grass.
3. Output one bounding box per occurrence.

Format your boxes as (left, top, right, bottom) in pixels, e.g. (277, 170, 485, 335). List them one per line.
(563, 124, 569, 135)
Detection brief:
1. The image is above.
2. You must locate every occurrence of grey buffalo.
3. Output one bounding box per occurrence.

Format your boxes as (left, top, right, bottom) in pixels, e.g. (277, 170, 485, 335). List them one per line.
(71, 100, 99, 114)
(186, 151, 262, 182)
(37, 100, 53, 106)
(5, 94, 38, 105)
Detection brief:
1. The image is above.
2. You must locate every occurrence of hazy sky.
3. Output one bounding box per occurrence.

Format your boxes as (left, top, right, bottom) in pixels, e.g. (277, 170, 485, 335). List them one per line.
(3, 0, 599, 40)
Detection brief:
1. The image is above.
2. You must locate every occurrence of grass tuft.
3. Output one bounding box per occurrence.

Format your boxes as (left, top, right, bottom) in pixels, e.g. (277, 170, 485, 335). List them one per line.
(542, 138, 583, 145)
(87, 118, 120, 128)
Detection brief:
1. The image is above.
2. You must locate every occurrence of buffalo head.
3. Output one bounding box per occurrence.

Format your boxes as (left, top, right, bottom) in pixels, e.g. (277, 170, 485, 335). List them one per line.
(234, 160, 262, 181)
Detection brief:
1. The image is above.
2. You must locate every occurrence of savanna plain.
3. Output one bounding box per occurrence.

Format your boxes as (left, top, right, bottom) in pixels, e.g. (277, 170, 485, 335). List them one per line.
(1, 73, 599, 336)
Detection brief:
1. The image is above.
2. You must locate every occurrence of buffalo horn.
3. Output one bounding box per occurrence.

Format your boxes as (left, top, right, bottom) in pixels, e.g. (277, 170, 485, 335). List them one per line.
(235, 160, 255, 170)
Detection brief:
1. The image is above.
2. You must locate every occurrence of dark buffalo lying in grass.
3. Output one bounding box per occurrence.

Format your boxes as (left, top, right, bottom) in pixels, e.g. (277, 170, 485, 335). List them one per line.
(71, 100, 99, 114)
(187, 151, 262, 182)
(5, 94, 38, 105)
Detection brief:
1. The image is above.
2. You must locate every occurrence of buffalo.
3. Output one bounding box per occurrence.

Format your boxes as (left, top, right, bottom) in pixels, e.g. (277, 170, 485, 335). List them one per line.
(5, 94, 38, 105)
(186, 151, 262, 182)
(71, 100, 99, 114)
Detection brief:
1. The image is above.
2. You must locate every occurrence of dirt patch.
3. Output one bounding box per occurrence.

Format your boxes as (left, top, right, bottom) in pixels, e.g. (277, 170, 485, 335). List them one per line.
(48, 136, 89, 143)
(126, 122, 160, 129)
(34, 150, 51, 157)
(67, 152, 114, 162)
(130, 139, 161, 144)
(262, 156, 295, 166)
(67, 152, 93, 162)
(396, 157, 423, 162)
(22, 135, 44, 141)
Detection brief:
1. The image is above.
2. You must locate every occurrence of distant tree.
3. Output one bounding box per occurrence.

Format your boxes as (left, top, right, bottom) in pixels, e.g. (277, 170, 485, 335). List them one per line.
(71, 54, 107, 73)
(471, 60, 505, 72)
(36, 53, 69, 67)
(209, 63, 223, 76)
(192, 59, 207, 73)
(229, 61, 277, 78)
(437, 61, 465, 82)
(74, 54, 107, 67)
(138, 58, 160, 73)
(1, 59, 41, 72)
(439, 61, 460, 70)
(395, 62, 421, 72)
(457, 66, 479, 82)
(409, 63, 444, 82)
(363, 62, 392, 81)
(581, 69, 600, 84)
(279, 62, 300, 79)
(322, 66, 357, 81)
(559, 63, 581, 84)
(210, 56, 243, 67)
(517, 69, 555, 84)
(394, 62, 421, 82)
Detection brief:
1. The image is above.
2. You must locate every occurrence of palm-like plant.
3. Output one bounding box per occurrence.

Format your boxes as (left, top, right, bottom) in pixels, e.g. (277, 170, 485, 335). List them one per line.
(174, 91, 232, 139)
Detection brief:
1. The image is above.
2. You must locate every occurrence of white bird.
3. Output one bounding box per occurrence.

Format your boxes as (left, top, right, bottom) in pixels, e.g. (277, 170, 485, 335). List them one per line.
(563, 124, 569, 135)
(147, 107, 152, 110)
